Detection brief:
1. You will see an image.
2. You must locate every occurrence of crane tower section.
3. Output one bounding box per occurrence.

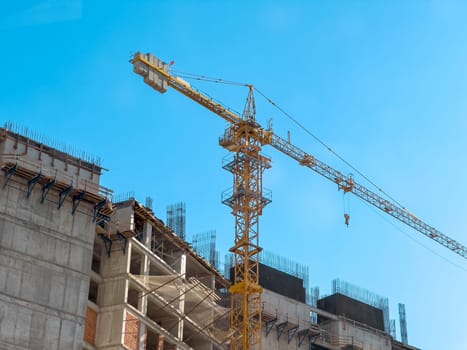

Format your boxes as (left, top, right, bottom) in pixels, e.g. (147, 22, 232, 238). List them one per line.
(132, 53, 274, 349)
(220, 118, 272, 349)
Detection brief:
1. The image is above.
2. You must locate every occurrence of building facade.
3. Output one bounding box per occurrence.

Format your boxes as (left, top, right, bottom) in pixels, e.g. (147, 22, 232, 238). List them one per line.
(0, 126, 420, 350)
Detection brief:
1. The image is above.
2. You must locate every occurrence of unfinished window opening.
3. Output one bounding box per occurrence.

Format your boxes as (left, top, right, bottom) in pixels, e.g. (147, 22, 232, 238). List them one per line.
(130, 251, 142, 275)
(134, 215, 145, 242)
(88, 279, 99, 304)
(151, 227, 163, 257)
(163, 252, 182, 272)
(91, 242, 102, 274)
(127, 286, 139, 310)
(146, 297, 179, 337)
(183, 333, 211, 350)
(149, 260, 165, 276)
(145, 329, 163, 350)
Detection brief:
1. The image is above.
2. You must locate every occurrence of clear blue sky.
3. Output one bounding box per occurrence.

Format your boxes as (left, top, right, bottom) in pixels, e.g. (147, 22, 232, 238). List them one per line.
(1, 1, 467, 349)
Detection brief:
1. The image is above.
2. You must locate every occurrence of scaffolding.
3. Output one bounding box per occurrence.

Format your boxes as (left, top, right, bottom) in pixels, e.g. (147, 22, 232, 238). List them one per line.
(167, 202, 186, 240)
(332, 279, 390, 333)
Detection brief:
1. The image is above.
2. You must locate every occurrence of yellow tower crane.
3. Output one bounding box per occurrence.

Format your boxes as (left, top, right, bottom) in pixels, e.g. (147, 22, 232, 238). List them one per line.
(131, 52, 467, 350)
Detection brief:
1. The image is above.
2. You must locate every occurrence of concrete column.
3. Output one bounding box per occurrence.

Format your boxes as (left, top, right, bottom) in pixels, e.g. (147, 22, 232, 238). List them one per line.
(177, 254, 187, 342)
(209, 274, 215, 290)
(138, 221, 152, 349)
(143, 220, 152, 249)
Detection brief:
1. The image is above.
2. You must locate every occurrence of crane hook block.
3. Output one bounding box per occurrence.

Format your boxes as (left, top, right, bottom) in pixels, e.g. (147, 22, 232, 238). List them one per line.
(344, 213, 350, 227)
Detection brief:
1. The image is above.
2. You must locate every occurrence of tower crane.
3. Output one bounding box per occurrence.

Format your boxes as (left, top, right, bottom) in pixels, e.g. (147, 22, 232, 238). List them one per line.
(131, 52, 467, 350)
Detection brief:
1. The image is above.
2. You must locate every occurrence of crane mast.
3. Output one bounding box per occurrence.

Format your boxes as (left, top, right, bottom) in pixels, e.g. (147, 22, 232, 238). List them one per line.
(131, 52, 467, 350)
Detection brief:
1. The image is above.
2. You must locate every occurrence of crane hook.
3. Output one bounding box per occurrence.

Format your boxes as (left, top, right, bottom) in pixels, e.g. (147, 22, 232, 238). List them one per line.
(344, 213, 350, 227)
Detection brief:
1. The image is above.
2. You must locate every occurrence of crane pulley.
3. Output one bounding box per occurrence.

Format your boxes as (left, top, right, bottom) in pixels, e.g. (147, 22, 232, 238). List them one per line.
(131, 52, 467, 350)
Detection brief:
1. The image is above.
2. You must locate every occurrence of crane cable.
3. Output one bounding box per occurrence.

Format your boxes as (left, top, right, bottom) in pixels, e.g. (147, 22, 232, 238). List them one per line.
(172, 70, 248, 87)
(254, 87, 407, 210)
(174, 71, 406, 210)
(363, 200, 467, 273)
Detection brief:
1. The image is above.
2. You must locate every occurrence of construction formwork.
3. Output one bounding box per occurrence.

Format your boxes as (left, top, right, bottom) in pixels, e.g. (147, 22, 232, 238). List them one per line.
(332, 278, 390, 333)
(224, 250, 311, 302)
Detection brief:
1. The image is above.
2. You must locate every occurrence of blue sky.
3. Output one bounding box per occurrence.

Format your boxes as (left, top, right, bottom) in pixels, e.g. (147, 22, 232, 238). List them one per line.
(1, 1, 467, 349)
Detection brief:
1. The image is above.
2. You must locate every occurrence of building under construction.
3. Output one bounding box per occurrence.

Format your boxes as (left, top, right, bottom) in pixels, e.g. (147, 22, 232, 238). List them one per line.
(0, 124, 420, 350)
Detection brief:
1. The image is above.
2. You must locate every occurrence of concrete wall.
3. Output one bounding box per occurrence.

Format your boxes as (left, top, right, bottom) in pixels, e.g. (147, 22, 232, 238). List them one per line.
(262, 289, 313, 350)
(0, 178, 96, 349)
(0, 132, 102, 350)
(94, 235, 129, 349)
(321, 319, 392, 350)
(261, 289, 393, 350)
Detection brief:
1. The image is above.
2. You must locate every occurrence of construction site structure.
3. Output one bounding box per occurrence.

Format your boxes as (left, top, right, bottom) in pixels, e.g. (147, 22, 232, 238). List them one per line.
(85, 196, 421, 350)
(85, 198, 231, 350)
(0, 125, 423, 350)
(131, 52, 467, 350)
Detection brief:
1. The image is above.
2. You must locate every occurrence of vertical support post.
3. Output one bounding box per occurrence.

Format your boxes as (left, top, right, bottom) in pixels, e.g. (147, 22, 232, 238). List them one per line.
(138, 220, 152, 349)
(177, 254, 187, 341)
(143, 220, 152, 249)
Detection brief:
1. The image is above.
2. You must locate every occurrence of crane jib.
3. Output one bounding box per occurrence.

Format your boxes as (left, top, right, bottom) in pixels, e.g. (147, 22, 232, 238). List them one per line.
(270, 133, 467, 259)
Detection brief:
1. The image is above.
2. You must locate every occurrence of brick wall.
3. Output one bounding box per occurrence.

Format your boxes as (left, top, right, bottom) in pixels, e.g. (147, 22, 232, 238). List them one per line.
(124, 311, 140, 350)
(84, 306, 97, 345)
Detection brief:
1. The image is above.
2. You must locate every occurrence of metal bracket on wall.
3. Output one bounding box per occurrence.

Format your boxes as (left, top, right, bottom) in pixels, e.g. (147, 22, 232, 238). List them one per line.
(276, 320, 289, 340)
(41, 177, 56, 203)
(99, 234, 113, 258)
(26, 173, 43, 198)
(264, 310, 278, 337)
(95, 212, 110, 227)
(116, 230, 128, 255)
(297, 328, 310, 346)
(3, 164, 17, 188)
(308, 333, 321, 349)
(93, 198, 108, 222)
(72, 190, 87, 215)
(58, 184, 73, 209)
(309, 343, 325, 350)
(135, 230, 144, 242)
(288, 325, 298, 344)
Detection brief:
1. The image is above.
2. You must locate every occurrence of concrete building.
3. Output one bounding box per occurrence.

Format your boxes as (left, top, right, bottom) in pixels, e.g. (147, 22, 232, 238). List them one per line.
(258, 270, 419, 350)
(84, 198, 230, 350)
(0, 125, 420, 350)
(0, 125, 112, 349)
